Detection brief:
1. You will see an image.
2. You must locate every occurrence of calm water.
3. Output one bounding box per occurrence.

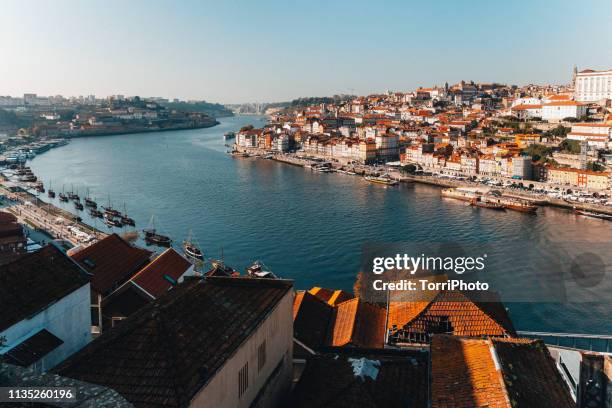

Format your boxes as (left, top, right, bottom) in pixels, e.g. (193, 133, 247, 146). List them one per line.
(29, 116, 611, 334)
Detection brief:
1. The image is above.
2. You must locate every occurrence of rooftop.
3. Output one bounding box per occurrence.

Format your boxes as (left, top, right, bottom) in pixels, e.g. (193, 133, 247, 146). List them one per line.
(70, 234, 152, 295)
(291, 348, 429, 408)
(129, 248, 192, 298)
(431, 335, 574, 408)
(0, 244, 90, 332)
(54, 277, 293, 408)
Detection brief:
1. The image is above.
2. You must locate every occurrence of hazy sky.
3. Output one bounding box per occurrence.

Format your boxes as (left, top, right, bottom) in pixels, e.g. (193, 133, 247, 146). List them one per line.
(1, 0, 611, 104)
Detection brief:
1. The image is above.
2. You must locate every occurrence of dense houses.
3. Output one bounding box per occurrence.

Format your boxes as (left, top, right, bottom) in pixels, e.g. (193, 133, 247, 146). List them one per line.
(235, 69, 612, 193)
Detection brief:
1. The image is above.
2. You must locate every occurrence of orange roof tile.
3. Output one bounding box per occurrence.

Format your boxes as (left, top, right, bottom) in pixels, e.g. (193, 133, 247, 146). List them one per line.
(328, 298, 386, 348)
(130, 248, 192, 298)
(431, 335, 510, 408)
(308, 287, 354, 306)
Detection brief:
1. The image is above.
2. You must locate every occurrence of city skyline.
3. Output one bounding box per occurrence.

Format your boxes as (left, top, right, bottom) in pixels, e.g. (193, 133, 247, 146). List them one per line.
(1, 0, 612, 104)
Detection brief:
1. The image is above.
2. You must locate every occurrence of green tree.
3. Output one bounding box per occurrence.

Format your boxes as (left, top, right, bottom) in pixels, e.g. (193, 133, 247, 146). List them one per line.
(559, 139, 581, 154)
(551, 125, 570, 138)
(586, 161, 605, 172)
(400, 164, 417, 174)
(522, 144, 552, 163)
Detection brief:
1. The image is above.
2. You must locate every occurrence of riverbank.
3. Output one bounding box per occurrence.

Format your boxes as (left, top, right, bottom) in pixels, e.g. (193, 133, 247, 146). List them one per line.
(234, 146, 612, 216)
(62, 119, 219, 138)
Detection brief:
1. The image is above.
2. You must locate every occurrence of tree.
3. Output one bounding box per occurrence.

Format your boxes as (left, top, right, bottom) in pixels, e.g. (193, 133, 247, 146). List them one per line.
(551, 125, 571, 138)
(559, 139, 581, 154)
(522, 144, 552, 163)
(587, 161, 605, 172)
(436, 145, 453, 158)
(400, 164, 417, 174)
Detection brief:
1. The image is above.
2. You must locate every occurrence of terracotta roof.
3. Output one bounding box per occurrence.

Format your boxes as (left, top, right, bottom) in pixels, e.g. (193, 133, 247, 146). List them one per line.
(291, 349, 429, 408)
(492, 337, 575, 408)
(294, 292, 335, 349)
(431, 335, 574, 408)
(308, 287, 354, 306)
(54, 277, 293, 408)
(0, 244, 90, 332)
(70, 234, 152, 295)
(130, 248, 192, 298)
(544, 101, 583, 107)
(327, 299, 386, 348)
(512, 104, 542, 111)
(388, 278, 515, 343)
(294, 292, 386, 349)
(431, 335, 509, 407)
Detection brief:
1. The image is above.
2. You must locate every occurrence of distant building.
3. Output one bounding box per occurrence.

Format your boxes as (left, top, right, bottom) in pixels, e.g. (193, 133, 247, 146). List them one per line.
(547, 167, 610, 190)
(574, 68, 612, 102)
(541, 101, 587, 122)
(0, 245, 91, 373)
(512, 156, 533, 180)
(567, 123, 612, 149)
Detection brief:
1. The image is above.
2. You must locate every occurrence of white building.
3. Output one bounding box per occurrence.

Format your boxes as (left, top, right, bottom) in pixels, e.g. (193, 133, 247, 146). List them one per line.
(574, 68, 612, 102)
(0, 245, 91, 373)
(541, 101, 587, 122)
(567, 123, 612, 149)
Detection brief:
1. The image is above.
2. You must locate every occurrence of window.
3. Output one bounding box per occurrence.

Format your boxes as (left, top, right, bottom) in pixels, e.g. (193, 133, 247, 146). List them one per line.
(238, 362, 249, 398)
(258, 340, 267, 372)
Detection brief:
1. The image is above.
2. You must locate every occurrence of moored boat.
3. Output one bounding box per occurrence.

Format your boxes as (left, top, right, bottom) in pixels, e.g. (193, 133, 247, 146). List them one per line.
(224, 131, 236, 139)
(246, 260, 278, 279)
(504, 201, 538, 213)
(104, 214, 123, 228)
(143, 215, 172, 246)
(574, 208, 612, 220)
(470, 197, 505, 211)
(183, 241, 203, 260)
(144, 229, 172, 246)
(90, 208, 104, 218)
(364, 174, 399, 186)
(74, 201, 84, 211)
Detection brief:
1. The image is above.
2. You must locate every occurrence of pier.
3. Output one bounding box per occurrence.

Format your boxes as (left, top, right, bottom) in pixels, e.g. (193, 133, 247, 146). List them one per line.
(1, 183, 107, 247)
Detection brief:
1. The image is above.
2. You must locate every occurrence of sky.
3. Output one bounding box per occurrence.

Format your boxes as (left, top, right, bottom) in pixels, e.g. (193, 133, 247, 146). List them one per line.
(1, 0, 611, 104)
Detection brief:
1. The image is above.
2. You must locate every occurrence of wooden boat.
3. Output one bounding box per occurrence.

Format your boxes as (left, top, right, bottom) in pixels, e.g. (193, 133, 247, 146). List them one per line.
(143, 215, 172, 247)
(246, 260, 278, 279)
(120, 204, 135, 226)
(470, 198, 505, 211)
(90, 208, 103, 218)
(104, 214, 123, 228)
(504, 202, 538, 213)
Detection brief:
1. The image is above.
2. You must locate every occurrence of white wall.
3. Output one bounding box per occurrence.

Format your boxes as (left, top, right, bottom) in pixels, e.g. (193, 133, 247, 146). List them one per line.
(0, 284, 91, 372)
(190, 290, 293, 408)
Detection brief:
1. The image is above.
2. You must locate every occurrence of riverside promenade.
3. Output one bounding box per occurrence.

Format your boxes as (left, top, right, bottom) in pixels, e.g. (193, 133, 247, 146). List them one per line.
(0, 183, 107, 246)
(235, 147, 612, 216)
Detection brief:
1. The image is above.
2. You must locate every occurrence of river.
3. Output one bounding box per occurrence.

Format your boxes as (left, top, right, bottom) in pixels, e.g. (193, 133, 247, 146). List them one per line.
(29, 115, 612, 334)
